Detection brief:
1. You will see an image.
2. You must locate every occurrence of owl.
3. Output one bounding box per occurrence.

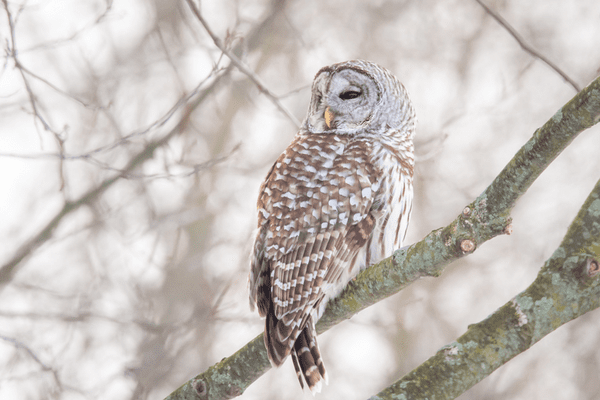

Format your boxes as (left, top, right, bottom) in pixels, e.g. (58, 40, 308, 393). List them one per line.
(249, 60, 416, 394)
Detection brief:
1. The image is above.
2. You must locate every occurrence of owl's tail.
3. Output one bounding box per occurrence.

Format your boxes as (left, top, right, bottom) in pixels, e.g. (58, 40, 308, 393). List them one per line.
(291, 321, 328, 395)
(265, 311, 328, 394)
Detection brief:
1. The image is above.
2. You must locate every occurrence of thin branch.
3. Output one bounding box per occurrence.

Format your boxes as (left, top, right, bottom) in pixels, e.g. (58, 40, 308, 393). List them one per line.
(184, 0, 302, 128)
(77, 143, 240, 180)
(19, 2, 112, 54)
(18, 63, 95, 109)
(163, 74, 600, 400)
(0, 334, 69, 391)
(0, 334, 52, 371)
(2, 0, 55, 133)
(0, 65, 225, 162)
(475, 0, 581, 92)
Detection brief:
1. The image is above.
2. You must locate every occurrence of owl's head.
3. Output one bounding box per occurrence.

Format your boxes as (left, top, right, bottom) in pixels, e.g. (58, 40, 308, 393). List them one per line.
(304, 60, 415, 136)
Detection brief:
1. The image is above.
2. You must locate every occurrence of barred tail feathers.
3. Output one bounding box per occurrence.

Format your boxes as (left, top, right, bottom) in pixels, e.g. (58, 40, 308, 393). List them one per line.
(265, 310, 328, 394)
(291, 318, 328, 395)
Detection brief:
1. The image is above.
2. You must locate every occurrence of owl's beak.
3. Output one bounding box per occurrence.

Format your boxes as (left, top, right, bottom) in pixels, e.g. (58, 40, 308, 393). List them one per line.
(324, 106, 334, 129)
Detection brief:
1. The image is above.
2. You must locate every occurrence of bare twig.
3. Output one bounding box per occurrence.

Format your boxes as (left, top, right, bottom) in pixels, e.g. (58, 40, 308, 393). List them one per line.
(18, 63, 95, 109)
(0, 334, 52, 371)
(279, 84, 311, 99)
(2, 0, 55, 133)
(20, 2, 112, 54)
(184, 0, 301, 128)
(0, 334, 68, 391)
(475, 0, 581, 92)
(74, 143, 240, 180)
(0, 65, 225, 162)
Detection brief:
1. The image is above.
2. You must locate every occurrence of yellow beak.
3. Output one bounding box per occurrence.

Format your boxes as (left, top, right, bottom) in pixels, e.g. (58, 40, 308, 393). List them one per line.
(324, 106, 334, 129)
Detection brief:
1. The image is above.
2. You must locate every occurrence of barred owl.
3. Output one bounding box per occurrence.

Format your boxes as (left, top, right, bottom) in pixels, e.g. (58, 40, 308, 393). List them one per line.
(249, 59, 416, 393)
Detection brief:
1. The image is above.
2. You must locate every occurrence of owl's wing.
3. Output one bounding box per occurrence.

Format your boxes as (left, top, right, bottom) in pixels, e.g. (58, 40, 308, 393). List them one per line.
(249, 134, 382, 364)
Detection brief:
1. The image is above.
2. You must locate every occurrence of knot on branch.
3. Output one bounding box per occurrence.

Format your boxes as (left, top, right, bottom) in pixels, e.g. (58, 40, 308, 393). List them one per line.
(586, 258, 599, 278)
(460, 239, 476, 254)
(193, 378, 207, 398)
(566, 255, 600, 286)
(225, 385, 243, 398)
(463, 197, 513, 241)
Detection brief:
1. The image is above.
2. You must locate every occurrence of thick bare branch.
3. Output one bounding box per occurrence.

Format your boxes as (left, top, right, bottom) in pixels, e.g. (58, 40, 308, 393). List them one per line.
(369, 176, 600, 399)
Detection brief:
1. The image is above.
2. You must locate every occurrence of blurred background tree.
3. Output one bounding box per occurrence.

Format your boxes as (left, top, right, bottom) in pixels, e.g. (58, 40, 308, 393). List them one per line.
(1, 0, 599, 399)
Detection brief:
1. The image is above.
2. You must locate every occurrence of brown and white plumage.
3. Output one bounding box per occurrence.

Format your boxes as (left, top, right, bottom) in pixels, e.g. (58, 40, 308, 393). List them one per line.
(249, 60, 416, 394)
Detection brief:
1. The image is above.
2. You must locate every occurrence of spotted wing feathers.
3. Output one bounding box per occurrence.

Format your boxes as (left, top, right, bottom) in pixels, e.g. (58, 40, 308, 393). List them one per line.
(249, 133, 381, 392)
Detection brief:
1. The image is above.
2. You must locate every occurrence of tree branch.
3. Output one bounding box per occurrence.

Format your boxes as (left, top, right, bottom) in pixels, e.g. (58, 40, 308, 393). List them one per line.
(3, 0, 55, 133)
(369, 176, 600, 399)
(163, 71, 600, 399)
(474, 0, 581, 92)
(184, 0, 302, 128)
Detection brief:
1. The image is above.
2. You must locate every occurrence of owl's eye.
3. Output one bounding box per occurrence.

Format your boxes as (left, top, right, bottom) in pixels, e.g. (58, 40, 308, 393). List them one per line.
(339, 90, 361, 100)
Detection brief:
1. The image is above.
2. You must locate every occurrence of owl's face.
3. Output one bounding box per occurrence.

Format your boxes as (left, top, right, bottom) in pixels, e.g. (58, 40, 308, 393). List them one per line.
(304, 60, 414, 136)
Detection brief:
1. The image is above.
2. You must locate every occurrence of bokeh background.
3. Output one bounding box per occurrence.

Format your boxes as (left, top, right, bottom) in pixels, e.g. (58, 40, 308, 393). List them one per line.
(1, 0, 600, 399)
